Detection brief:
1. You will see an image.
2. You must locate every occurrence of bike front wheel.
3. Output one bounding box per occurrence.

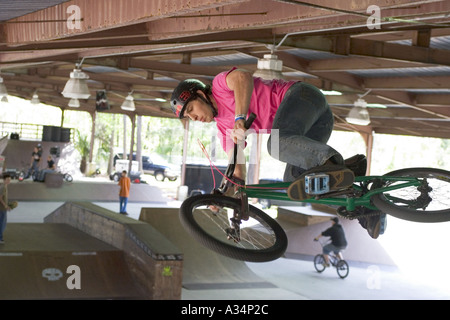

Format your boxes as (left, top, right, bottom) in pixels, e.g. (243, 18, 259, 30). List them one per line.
(336, 260, 349, 279)
(371, 168, 450, 222)
(313, 254, 326, 273)
(179, 194, 288, 262)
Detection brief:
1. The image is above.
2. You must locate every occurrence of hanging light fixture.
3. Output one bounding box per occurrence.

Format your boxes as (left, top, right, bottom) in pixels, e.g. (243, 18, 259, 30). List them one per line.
(68, 98, 80, 108)
(120, 92, 135, 111)
(0, 76, 8, 101)
(62, 65, 91, 99)
(253, 53, 284, 80)
(30, 91, 40, 105)
(346, 98, 371, 126)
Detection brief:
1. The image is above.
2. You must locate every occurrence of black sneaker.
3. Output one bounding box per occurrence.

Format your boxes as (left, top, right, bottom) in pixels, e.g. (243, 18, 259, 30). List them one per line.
(287, 164, 355, 201)
(358, 212, 387, 239)
(344, 154, 367, 177)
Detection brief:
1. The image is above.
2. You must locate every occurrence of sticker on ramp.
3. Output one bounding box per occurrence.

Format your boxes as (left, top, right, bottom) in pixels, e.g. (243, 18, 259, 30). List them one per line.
(42, 268, 63, 281)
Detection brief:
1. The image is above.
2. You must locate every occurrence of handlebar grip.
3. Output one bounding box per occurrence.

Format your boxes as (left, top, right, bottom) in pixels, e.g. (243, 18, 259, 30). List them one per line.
(244, 113, 256, 130)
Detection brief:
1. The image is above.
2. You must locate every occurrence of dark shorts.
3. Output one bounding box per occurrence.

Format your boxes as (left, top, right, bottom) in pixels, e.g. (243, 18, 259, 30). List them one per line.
(323, 243, 346, 255)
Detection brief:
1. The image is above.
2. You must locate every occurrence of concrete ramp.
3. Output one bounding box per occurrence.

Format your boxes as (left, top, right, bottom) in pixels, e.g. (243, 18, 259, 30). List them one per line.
(0, 224, 142, 299)
(139, 207, 276, 290)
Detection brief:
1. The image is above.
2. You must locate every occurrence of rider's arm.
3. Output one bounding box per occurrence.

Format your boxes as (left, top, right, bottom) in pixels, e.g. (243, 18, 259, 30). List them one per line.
(225, 69, 253, 182)
(314, 233, 323, 241)
(226, 69, 253, 127)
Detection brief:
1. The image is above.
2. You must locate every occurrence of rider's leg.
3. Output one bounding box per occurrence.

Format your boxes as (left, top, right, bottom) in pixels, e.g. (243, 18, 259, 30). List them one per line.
(322, 244, 334, 267)
(323, 254, 330, 266)
(268, 82, 343, 173)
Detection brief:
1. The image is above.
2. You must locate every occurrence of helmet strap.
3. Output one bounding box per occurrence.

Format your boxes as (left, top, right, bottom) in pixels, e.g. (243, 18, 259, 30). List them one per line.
(198, 94, 217, 118)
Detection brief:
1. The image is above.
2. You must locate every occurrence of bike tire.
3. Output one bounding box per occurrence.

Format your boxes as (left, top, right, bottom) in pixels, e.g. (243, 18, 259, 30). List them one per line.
(179, 194, 288, 262)
(336, 260, 349, 279)
(313, 254, 326, 273)
(371, 168, 450, 222)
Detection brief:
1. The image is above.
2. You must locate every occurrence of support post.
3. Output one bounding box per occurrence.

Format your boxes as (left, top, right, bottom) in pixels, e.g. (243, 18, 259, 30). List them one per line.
(128, 114, 136, 176)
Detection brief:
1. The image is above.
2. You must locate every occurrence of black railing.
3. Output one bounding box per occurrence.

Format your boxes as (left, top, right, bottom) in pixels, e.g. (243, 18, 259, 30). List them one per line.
(0, 121, 72, 142)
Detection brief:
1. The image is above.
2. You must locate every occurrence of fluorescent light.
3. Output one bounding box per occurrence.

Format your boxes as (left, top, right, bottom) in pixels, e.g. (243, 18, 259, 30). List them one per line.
(320, 90, 342, 95)
(30, 92, 40, 105)
(346, 98, 371, 126)
(121, 93, 135, 111)
(68, 98, 80, 108)
(62, 68, 91, 99)
(0, 76, 8, 98)
(253, 54, 284, 80)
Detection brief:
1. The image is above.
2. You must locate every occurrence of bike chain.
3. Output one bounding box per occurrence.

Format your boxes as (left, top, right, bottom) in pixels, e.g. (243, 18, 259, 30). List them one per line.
(336, 206, 381, 220)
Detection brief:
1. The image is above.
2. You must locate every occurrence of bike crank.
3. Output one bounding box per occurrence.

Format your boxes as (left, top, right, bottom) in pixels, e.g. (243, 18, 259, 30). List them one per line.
(337, 206, 382, 220)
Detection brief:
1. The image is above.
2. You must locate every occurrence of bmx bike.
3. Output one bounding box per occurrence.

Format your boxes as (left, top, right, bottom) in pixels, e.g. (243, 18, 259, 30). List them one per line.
(313, 239, 349, 279)
(179, 113, 450, 262)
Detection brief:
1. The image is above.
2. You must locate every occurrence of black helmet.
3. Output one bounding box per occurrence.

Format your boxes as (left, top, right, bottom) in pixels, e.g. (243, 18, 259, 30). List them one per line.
(170, 79, 207, 119)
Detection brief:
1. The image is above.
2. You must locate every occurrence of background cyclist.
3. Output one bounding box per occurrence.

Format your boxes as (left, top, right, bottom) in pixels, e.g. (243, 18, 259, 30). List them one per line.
(314, 217, 347, 267)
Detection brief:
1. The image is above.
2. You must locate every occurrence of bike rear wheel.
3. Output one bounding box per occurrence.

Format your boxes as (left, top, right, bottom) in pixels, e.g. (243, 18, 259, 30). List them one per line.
(179, 194, 287, 262)
(371, 168, 450, 222)
(313, 254, 326, 273)
(336, 260, 349, 279)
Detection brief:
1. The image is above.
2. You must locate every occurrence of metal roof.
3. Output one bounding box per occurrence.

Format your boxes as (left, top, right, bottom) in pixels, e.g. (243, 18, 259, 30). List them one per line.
(0, 0, 449, 139)
(0, 0, 70, 21)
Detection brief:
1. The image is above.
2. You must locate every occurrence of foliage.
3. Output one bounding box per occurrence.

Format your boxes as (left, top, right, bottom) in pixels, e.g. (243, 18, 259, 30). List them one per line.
(74, 129, 90, 173)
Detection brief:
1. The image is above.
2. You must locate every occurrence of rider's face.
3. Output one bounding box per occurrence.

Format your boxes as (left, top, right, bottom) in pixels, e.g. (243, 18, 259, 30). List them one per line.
(184, 91, 214, 123)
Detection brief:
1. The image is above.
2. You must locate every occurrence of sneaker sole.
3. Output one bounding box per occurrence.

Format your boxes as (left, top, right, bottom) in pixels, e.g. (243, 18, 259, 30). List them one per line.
(287, 168, 355, 201)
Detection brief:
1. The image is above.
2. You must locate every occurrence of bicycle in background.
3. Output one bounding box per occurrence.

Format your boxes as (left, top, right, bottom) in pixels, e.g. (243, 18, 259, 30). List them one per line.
(313, 238, 349, 279)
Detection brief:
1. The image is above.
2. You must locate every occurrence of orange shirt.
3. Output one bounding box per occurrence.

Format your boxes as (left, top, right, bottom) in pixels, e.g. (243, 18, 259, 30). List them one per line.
(118, 176, 131, 197)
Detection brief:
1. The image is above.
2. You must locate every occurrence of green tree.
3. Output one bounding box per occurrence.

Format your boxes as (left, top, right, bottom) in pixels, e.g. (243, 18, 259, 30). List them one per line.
(74, 129, 90, 173)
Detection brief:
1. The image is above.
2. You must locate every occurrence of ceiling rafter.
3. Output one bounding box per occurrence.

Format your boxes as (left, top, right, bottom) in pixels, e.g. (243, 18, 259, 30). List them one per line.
(0, 0, 448, 139)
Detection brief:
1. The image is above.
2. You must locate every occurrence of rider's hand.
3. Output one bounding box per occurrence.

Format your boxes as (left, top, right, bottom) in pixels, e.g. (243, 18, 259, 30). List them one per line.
(231, 119, 247, 144)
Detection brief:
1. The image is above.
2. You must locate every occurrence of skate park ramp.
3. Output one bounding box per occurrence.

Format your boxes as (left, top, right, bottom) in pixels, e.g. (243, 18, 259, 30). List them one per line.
(1, 202, 183, 299)
(0, 223, 142, 299)
(139, 207, 276, 290)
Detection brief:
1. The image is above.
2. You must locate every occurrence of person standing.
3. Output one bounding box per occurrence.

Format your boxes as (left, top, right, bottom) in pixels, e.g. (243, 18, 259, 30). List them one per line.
(118, 170, 131, 215)
(26, 146, 42, 179)
(0, 173, 17, 244)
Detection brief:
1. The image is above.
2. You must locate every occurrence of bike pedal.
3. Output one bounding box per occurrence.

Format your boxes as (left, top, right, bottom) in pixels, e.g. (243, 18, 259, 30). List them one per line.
(305, 173, 330, 195)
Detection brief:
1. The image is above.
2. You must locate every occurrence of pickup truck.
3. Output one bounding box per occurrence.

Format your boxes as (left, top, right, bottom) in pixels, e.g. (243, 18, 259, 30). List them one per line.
(110, 159, 141, 183)
(114, 153, 179, 182)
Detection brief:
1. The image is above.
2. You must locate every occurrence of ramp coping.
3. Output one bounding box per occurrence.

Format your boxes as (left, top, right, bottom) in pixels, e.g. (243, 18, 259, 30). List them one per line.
(45, 201, 183, 261)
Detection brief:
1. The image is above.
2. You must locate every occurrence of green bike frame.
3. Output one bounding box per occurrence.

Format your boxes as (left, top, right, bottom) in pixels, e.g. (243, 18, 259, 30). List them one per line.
(242, 175, 422, 211)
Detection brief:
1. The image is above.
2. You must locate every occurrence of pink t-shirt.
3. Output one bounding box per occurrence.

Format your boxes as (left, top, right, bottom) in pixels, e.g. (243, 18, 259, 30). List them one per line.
(212, 67, 297, 152)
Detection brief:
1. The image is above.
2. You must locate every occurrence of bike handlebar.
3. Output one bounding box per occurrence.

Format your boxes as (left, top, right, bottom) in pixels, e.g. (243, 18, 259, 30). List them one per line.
(216, 113, 257, 194)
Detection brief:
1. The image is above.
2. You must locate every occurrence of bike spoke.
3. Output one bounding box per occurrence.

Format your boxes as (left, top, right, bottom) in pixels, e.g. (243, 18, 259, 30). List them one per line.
(192, 205, 277, 250)
(384, 176, 450, 211)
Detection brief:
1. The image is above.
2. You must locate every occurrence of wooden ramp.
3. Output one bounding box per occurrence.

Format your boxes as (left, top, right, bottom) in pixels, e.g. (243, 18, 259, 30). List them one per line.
(0, 202, 184, 300)
(0, 224, 142, 299)
(139, 207, 276, 290)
